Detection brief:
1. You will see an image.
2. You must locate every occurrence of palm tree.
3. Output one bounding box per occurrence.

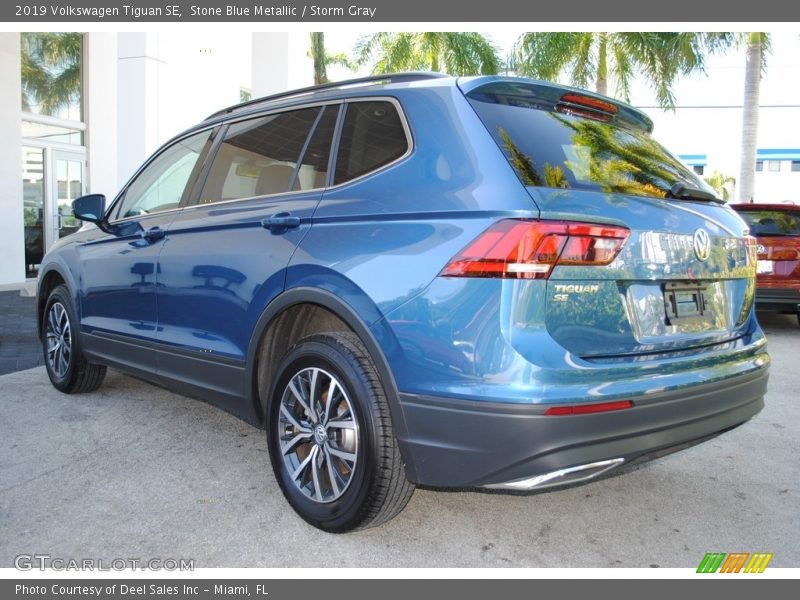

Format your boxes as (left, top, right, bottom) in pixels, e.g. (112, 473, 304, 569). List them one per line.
(737, 33, 770, 203)
(512, 32, 732, 109)
(704, 171, 736, 201)
(355, 32, 501, 76)
(308, 32, 354, 85)
(20, 32, 82, 116)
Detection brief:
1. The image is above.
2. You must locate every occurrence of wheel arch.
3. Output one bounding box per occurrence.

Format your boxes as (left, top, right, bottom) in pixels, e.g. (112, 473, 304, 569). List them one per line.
(36, 264, 73, 338)
(245, 286, 417, 481)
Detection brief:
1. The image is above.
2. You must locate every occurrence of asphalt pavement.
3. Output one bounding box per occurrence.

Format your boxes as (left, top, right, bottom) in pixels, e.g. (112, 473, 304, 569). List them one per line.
(0, 310, 797, 568)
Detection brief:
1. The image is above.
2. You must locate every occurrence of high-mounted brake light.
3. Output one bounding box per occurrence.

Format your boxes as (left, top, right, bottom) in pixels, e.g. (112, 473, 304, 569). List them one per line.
(556, 93, 619, 123)
(559, 93, 619, 115)
(440, 219, 630, 279)
(544, 400, 633, 416)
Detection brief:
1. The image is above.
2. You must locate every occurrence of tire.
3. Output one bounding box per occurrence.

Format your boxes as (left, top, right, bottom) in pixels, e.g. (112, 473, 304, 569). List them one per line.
(266, 332, 414, 532)
(42, 284, 106, 394)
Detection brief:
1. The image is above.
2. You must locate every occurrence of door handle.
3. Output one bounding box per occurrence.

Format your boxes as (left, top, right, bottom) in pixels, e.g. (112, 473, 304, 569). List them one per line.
(142, 226, 166, 243)
(261, 213, 301, 231)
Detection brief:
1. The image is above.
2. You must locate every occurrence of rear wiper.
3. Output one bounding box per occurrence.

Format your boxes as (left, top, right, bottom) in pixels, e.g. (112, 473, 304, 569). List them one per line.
(666, 182, 723, 203)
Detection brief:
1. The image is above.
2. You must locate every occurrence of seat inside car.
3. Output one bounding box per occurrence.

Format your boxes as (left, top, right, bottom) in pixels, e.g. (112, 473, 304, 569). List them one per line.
(255, 163, 299, 196)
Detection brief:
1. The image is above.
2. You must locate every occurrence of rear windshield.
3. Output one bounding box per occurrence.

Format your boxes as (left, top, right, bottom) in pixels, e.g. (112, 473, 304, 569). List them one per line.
(466, 84, 714, 200)
(737, 209, 800, 236)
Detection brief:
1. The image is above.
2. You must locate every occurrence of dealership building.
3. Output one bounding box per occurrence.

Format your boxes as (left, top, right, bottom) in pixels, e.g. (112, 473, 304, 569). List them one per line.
(1, 31, 798, 288)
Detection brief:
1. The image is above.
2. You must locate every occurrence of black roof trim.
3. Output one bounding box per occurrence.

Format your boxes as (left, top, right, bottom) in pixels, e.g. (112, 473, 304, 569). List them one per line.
(205, 72, 449, 121)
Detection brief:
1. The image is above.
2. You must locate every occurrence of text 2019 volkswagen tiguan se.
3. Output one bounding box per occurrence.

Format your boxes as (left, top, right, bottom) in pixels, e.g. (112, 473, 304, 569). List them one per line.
(38, 73, 769, 531)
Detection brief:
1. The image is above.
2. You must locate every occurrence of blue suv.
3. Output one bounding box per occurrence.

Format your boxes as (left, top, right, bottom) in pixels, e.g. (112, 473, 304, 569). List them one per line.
(38, 73, 769, 532)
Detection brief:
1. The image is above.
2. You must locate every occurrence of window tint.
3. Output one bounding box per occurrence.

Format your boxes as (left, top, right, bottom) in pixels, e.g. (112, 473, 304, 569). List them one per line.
(113, 129, 214, 220)
(294, 105, 338, 190)
(198, 107, 320, 204)
(333, 101, 408, 185)
(738, 209, 800, 236)
(467, 83, 713, 200)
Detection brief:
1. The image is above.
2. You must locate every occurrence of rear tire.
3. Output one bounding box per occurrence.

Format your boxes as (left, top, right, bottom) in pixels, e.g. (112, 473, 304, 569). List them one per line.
(42, 285, 106, 393)
(265, 332, 414, 532)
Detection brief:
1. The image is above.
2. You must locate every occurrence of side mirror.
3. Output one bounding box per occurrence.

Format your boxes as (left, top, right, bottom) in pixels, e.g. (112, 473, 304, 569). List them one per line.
(72, 194, 107, 225)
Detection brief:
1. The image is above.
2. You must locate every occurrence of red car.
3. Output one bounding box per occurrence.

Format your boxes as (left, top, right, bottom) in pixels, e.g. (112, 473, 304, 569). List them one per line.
(731, 202, 800, 325)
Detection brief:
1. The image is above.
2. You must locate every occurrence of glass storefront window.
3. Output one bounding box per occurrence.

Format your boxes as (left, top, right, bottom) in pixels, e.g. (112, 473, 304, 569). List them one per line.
(21, 120, 84, 145)
(20, 32, 83, 122)
(22, 147, 45, 276)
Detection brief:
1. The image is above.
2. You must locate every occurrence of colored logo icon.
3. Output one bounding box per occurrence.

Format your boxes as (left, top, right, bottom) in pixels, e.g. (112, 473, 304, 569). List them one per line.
(696, 552, 773, 573)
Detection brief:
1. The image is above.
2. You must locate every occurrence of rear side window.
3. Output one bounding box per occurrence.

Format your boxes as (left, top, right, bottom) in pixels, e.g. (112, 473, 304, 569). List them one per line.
(466, 84, 712, 200)
(198, 106, 325, 204)
(294, 105, 339, 190)
(737, 209, 800, 236)
(333, 101, 408, 185)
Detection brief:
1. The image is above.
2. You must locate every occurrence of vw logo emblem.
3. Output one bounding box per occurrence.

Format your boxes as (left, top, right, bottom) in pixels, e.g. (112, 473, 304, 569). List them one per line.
(693, 228, 711, 261)
(314, 424, 327, 446)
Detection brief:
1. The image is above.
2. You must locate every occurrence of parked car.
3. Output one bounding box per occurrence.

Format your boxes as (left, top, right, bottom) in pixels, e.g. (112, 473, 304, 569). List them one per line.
(731, 203, 800, 325)
(38, 73, 769, 532)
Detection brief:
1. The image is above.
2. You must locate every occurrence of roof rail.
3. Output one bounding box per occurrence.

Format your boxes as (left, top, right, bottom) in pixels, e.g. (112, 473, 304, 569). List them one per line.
(205, 72, 449, 121)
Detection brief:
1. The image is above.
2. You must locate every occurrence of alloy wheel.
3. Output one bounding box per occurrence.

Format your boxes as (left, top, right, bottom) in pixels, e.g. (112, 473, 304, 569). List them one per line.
(277, 367, 359, 503)
(45, 302, 72, 378)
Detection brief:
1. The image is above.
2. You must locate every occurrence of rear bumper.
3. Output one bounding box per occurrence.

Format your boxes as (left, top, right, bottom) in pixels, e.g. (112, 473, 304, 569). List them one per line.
(755, 287, 800, 313)
(398, 365, 768, 488)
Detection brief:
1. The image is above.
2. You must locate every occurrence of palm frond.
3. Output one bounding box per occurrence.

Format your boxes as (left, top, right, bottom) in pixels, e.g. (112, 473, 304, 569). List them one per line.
(513, 32, 592, 83)
(357, 32, 500, 76)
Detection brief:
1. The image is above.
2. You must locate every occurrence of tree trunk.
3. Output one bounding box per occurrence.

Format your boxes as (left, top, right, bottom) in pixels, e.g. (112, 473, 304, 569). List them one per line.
(596, 33, 608, 96)
(310, 32, 328, 85)
(738, 33, 761, 203)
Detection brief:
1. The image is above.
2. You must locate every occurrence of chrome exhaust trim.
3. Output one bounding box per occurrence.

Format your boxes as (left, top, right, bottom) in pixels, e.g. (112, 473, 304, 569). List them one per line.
(484, 458, 625, 491)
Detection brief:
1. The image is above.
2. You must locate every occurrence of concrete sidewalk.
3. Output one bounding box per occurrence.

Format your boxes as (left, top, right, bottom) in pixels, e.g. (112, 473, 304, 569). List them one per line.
(0, 312, 798, 568)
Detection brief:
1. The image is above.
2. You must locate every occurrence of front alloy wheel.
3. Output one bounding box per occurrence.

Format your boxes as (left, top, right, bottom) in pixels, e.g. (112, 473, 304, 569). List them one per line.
(41, 284, 106, 393)
(45, 301, 72, 378)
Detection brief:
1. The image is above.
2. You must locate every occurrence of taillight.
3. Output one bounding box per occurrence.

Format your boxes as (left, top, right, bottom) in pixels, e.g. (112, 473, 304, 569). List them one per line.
(440, 219, 630, 279)
(744, 236, 759, 262)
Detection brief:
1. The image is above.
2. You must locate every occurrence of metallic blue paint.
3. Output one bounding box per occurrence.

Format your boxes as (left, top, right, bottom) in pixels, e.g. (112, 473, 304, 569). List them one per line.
(38, 75, 769, 489)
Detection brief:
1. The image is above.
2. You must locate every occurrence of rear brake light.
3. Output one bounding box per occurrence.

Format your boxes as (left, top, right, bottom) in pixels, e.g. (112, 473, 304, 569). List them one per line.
(440, 219, 630, 279)
(557, 93, 619, 122)
(544, 400, 633, 416)
(559, 93, 619, 115)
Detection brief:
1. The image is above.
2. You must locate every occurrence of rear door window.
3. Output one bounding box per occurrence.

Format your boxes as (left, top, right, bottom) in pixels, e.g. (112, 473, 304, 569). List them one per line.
(198, 106, 330, 205)
(333, 101, 409, 185)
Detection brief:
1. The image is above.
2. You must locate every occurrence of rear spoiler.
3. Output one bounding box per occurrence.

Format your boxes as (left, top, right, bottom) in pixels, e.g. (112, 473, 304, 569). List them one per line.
(457, 76, 654, 133)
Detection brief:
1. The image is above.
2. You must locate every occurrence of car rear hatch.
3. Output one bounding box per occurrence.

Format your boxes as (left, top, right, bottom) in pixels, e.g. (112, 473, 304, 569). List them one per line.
(459, 78, 757, 359)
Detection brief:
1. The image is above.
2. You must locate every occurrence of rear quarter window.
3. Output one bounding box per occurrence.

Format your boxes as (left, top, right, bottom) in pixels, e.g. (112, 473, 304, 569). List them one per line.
(333, 101, 409, 185)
